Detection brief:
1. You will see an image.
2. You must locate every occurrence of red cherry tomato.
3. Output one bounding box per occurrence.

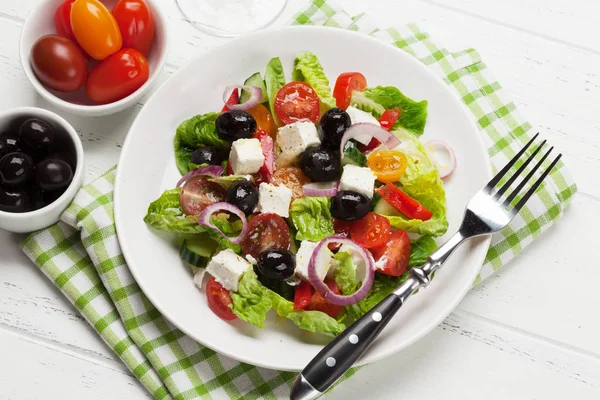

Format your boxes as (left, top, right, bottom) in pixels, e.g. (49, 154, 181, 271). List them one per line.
(71, 0, 122, 60)
(305, 279, 343, 318)
(206, 277, 237, 321)
(241, 213, 291, 258)
(379, 109, 401, 131)
(30, 35, 88, 92)
(370, 230, 411, 277)
(293, 280, 313, 310)
(86, 48, 149, 104)
(333, 72, 367, 110)
(274, 82, 320, 124)
(179, 176, 227, 216)
(350, 212, 391, 249)
(375, 183, 433, 221)
(221, 88, 239, 112)
(112, 0, 155, 56)
(54, 0, 77, 41)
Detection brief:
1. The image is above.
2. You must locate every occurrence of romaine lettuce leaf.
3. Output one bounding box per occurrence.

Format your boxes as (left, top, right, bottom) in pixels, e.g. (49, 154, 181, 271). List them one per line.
(143, 188, 205, 234)
(292, 52, 337, 110)
(408, 236, 438, 267)
(265, 57, 286, 125)
(350, 90, 386, 117)
(333, 251, 360, 295)
(289, 197, 335, 241)
(231, 270, 272, 329)
(345, 273, 408, 321)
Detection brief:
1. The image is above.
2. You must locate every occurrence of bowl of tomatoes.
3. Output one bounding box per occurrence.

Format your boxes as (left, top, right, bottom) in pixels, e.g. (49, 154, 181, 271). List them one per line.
(19, 0, 169, 117)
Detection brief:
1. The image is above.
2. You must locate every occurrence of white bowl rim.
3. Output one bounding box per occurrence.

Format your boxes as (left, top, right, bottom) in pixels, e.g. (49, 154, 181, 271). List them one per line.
(18, 0, 170, 115)
(0, 106, 84, 220)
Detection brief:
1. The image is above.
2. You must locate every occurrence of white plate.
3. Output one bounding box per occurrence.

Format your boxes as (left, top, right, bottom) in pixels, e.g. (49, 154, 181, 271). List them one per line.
(114, 26, 492, 371)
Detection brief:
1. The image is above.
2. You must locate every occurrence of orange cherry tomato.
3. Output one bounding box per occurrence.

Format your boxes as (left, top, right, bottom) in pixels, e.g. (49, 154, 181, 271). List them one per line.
(86, 48, 149, 104)
(71, 0, 122, 60)
(271, 166, 310, 200)
(248, 104, 276, 138)
(367, 150, 408, 182)
(112, 0, 155, 56)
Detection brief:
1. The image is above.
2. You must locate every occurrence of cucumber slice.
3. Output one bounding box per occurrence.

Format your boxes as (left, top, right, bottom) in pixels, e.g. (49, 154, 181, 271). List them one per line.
(180, 233, 217, 268)
(240, 72, 268, 104)
(373, 196, 403, 217)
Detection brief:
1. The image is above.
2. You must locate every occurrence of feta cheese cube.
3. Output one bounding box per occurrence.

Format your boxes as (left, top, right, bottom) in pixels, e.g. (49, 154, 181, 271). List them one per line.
(206, 249, 251, 292)
(276, 121, 321, 166)
(345, 106, 381, 145)
(339, 164, 376, 199)
(258, 183, 293, 217)
(295, 241, 333, 281)
(230, 138, 264, 175)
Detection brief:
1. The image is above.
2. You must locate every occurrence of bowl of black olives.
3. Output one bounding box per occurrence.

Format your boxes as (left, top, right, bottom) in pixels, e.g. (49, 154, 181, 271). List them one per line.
(0, 107, 84, 233)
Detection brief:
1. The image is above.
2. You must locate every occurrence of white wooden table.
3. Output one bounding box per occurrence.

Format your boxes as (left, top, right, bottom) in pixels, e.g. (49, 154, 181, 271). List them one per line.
(1, 0, 599, 398)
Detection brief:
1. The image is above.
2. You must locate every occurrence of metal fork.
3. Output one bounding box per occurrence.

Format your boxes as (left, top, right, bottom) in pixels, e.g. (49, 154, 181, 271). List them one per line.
(290, 133, 562, 400)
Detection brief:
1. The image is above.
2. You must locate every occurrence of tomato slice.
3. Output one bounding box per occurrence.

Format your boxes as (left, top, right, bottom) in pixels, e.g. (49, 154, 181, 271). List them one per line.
(71, 0, 122, 60)
(252, 129, 274, 184)
(378, 109, 402, 131)
(375, 183, 433, 221)
(179, 176, 227, 216)
(350, 212, 391, 249)
(221, 88, 239, 112)
(248, 104, 276, 138)
(206, 277, 237, 321)
(271, 166, 310, 201)
(305, 279, 343, 318)
(274, 82, 320, 124)
(333, 72, 367, 110)
(112, 0, 155, 56)
(370, 230, 411, 277)
(293, 280, 313, 310)
(55, 0, 77, 41)
(367, 150, 408, 182)
(241, 213, 291, 258)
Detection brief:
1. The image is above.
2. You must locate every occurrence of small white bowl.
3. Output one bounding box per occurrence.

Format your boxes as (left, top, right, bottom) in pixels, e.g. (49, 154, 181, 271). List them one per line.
(0, 107, 84, 233)
(19, 0, 169, 117)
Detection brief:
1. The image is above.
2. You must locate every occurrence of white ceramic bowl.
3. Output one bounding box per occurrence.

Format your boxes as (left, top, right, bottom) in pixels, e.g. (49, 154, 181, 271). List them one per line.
(0, 107, 84, 233)
(19, 0, 169, 117)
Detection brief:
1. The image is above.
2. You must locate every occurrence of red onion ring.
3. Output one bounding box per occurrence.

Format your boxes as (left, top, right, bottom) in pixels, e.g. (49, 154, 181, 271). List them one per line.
(425, 140, 457, 179)
(308, 237, 375, 306)
(339, 123, 401, 162)
(198, 202, 248, 244)
(177, 165, 224, 188)
(302, 181, 339, 197)
(223, 85, 263, 111)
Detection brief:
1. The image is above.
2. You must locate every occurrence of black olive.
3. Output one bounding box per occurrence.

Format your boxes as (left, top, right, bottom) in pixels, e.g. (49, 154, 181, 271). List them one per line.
(35, 158, 73, 191)
(253, 265, 295, 300)
(300, 145, 341, 182)
(256, 249, 296, 280)
(19, 118, 55, 155)
(331, 190, 371, 221)
(0, 186, 29, 213)
(0, 134, 20, 157)
(0, 152, 34, 187)
(319, 108, 351, 149)
(215, 110, 257, 141)
(190, 146, 221, 166)
(226, 179, 258, 215)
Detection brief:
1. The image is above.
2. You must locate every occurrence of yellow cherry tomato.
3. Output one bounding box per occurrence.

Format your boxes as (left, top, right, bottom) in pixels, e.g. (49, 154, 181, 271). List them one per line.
(71, 0, 122, 60)
(248, 104, 276, 138)
(367, 150, 408, 182)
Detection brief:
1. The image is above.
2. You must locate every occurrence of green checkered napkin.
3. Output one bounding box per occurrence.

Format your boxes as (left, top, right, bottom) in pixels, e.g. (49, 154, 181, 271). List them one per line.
(21, 1, 576, 399)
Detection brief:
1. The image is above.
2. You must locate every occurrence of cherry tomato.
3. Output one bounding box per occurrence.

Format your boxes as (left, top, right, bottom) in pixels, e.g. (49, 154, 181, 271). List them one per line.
(306, 279, 343, 318)
(293, 280, 313, 310)
(248, 104, 276, 138)
(328, 218, 354, 251)
(179, 176, 227, 216)
(370, 230, 411, 277)
(55, 0, 77, 41)
(367, 150, 408, 182)
(112, 0, 155, 56)
(30, 35, 88, 93)
(375, 183, 433, 221)
(379, 109, 401, 131)
(71, 0, 122, 60)
(350, 212, 391, 249)
(252, 129, 274, 184)
(271, 166, 310, 201)
(241, 213, 291, 258)
(274, 82, 320, 124)
(206, 277, 237, 321)
(333, 72, 367, 110)
(221, 88, 239, 112)
(86, 48, 149, 104)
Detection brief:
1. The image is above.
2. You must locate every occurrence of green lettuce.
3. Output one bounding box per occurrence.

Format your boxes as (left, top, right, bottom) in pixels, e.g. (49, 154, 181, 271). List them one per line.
(174, 112, 229, 175)
(350, 90, 386, 116)
(345, 273, 409, 321)
(342, 140, 366, 167)
(333, 251, 360, 295)
(207, 213, 243, 253)
(265, 57, 286, 125)
(289, 197, 335, 241)
(292, 52, 337, 110)
(408, 236, 437, 267)
(143, 188, 205, 234)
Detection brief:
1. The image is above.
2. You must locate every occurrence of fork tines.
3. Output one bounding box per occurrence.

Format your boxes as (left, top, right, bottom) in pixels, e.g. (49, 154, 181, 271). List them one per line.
(486, 133, 562, 214)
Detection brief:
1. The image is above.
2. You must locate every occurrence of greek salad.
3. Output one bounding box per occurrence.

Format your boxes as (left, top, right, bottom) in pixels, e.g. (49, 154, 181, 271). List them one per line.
(143, 53, 456, 336)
